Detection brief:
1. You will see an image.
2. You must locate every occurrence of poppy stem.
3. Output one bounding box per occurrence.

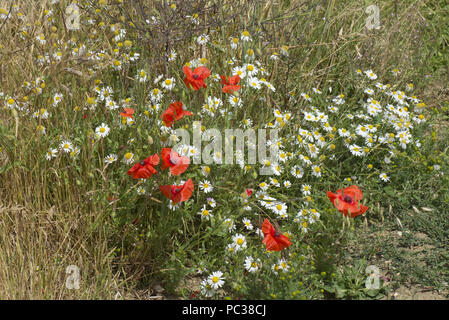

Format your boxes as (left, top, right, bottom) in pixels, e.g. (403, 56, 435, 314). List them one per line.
(150, 197, 162, 203)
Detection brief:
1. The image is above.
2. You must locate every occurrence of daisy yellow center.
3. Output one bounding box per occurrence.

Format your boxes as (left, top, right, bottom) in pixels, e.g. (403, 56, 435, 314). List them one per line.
(100, 127, 105, 133)
(125, 152, 132, 159)
(237, 238, 244, 245)
(276, 204, 282, 210)
(165, 79, 172, 85)
(212, 276, 219, 283)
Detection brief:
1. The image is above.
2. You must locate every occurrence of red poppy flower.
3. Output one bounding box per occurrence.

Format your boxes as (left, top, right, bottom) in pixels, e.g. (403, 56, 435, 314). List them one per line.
(246, 188, 253, 197)
(120, 107, 135, 118)
(161, 101, 193, 127)
(262, 218, 292, 251)
(127, 154, 160, 179)
(160, 179, 194, 204)
(161, 148, 190, 176)
(220, 74, 241, 93)
(183, 66, 210, 90)
(327, 185, 368, 218)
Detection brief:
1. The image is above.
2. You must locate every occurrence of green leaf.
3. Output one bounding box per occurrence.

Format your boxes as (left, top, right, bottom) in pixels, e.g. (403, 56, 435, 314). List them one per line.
(335, 285, 347, 298)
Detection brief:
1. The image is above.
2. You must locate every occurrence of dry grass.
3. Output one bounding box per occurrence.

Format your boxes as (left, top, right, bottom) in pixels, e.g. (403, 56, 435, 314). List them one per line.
(0, 203, 128, 299)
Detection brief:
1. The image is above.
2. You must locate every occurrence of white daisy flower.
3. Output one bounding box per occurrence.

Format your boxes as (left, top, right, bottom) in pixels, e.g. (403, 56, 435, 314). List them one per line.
(206, 197, 216, 208)
(95, 123, 110, 138)
(167, 49, 177, 61)
(244, 256, 261, 273)
(291, 165, 304, 179)
(242, 218, 253, 231)
(247, 77, 261, 90)
(240, 30, 252, 42)
(349, 144, 364, 157)
(232, 234, 247, 251)
(302, 184, 311, 196)
(207, 271, 225, 290)
(200, 279, 215, 297)
(123, 152, 134, 164)
(277, 258, 289, 273)
(46, 148, 58, 160)
(60, 140, 73, 153)
(270, 202, 288, 216)
(53, 93, 63, 106)
(223, 218, 235, 233)
(161, 77, 175, 90)
(197, 34, 209, 45)
(198, 205, 213, 220)
(379, 173, 390, 182)
(137, 69, 148, 83)
(104, 154, 118, 164)
(311, 165, 321, 177)
(136, 186, 146, 195)
(230, 37, 239, 49)
(364, 69, 377, 80)
(259, 181, 269, 191)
